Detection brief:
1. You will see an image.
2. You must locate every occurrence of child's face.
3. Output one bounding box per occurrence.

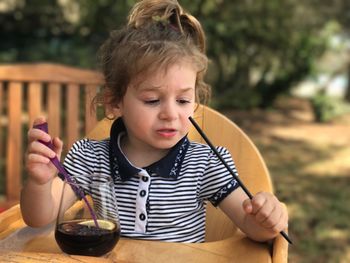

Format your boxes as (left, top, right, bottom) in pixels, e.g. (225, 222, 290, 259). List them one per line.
(116, 61, 196, 151)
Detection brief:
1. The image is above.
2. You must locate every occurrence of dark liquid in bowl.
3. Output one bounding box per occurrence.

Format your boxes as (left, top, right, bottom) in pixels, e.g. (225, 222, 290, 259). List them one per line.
(55, 220, 120, 256)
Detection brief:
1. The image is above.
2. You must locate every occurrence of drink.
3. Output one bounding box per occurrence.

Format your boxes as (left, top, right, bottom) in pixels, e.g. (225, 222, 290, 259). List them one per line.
(55, 219, 120, 256)
(56, 174, 120, 256)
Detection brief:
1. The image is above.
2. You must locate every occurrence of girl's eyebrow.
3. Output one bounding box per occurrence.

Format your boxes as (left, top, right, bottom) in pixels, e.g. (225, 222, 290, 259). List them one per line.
(179, 87, 195, 92)
(138, 85, 194, 92)
(137, 85, 161, 91)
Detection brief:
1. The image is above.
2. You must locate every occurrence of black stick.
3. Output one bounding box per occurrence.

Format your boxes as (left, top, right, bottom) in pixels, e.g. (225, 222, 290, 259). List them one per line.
(189, 116, 293, 245)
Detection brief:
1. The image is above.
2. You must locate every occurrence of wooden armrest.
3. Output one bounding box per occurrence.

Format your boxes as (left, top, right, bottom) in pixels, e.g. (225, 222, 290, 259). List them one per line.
(271, 203, 289, 263)
(0, 203, 27, 240)
(0, 204, 21, 232)
(272, 233, 289, 263)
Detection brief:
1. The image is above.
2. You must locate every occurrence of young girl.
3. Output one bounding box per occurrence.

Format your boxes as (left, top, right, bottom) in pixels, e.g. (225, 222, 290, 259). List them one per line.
(21, 0, 288, 243)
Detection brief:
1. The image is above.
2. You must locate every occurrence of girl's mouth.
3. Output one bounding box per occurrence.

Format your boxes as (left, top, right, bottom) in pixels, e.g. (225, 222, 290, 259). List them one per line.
(156, 129, 177, 138)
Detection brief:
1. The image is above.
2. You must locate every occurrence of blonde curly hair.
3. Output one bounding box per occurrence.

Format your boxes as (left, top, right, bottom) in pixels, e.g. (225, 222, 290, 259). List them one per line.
(96, 0, 211, 111)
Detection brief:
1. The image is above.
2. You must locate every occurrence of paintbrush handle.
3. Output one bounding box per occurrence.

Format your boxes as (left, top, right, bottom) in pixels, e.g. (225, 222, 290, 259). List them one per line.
(189, 116, 292, 245)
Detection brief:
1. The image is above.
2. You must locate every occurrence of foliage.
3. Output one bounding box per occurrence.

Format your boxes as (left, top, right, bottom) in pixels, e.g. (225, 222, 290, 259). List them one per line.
(192, 0, 328, 109)
(310, 0, 350, 103)
(0, 0, 346, 108)
(310, 91, 350, 122)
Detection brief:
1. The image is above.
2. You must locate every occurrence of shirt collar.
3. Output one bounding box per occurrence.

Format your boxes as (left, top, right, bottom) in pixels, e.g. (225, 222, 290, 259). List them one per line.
(109, 117, 189, 181)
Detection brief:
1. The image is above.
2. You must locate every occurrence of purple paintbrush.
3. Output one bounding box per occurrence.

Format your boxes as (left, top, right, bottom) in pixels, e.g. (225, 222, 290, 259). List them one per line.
(33, 122, 99, 228)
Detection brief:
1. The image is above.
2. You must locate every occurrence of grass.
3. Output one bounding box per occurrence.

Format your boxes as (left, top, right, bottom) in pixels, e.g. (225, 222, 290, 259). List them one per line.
(257, 137, 350, 263)
(222, 97, 350, 263)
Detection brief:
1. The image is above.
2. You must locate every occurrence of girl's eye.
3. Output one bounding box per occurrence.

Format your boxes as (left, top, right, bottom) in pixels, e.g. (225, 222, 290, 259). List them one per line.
(144, 99, 159, 105)
(177, 99, 191, 104)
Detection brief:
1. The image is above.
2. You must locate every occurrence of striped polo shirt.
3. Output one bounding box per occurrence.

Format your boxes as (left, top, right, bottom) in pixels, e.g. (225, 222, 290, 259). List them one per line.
(63, 118, 239, 243)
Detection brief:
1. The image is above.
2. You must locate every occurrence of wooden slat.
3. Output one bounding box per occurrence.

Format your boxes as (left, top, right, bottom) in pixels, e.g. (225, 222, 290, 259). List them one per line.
(84, 84, 98, 134)
(47, 83, 61, 138)
(0, 82, 3, 115)
(0, 64, 105, 208)
(0, 63, 103, 85)
(0, 82, 3, 160)
(66, 84, 79, 148)
(6, 82, 22, 201)
(28, 82, 43, 127)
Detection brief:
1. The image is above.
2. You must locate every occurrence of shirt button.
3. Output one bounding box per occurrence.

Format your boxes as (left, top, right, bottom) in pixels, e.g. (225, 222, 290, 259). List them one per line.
(142, 176, 149, 182)
(139, 213, 146, 221)
(140, 190, 146, 197)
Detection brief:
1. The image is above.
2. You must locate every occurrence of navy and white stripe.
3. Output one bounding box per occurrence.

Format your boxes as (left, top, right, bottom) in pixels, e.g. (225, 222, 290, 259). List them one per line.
(63, 119, 239, 243)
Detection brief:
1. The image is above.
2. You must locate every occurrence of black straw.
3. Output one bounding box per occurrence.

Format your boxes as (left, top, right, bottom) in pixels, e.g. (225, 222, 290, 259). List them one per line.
(189, 116, 293, 245)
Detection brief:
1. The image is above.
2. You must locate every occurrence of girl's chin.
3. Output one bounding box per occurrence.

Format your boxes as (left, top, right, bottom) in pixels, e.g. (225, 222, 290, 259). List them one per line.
(150, 139, 179, 150)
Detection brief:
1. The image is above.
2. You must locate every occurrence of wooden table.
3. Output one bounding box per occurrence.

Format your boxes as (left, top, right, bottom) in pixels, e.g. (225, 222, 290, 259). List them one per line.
(0, 205, 272, 263)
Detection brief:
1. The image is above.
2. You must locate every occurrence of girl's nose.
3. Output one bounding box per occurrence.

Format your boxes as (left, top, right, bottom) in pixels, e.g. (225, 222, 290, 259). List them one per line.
(159, 102, 177, 120)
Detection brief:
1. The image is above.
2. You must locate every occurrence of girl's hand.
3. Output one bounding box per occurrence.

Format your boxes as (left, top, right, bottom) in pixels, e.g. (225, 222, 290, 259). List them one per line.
(25, 117, 63, 185)
(242, 192, 288, 235)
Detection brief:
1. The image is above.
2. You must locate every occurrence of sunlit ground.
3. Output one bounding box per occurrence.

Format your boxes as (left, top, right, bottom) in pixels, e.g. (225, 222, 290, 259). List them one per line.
(223, 97, 350, 263)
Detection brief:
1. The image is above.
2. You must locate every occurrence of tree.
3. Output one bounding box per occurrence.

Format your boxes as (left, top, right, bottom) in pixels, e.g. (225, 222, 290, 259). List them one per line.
(0, 0, 76, 62)
(0, 0, 341, 108)
(185, 0, 329, 108)
(307, 0, 350, 102)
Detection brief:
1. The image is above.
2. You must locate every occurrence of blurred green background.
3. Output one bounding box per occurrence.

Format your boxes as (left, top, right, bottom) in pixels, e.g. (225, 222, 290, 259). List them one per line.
(1, 0, 350, 262)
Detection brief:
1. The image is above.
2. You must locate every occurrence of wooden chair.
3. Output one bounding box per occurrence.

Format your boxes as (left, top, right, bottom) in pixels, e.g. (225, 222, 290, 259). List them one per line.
(0, 63, 288, 261)
(87, 105, 289, 262)
(0, 105, 288, 262)
(0, 63, 103, 209)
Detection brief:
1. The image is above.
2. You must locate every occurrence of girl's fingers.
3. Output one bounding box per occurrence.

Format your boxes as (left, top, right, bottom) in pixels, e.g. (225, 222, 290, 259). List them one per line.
(242, 199, 253, 213)
(243, 192, 271, 215)
(255, 200, 275, 224)
(27, 128, 52, 144)
(52, 137, 63, 158)
(269, 208, 288, 233)
(28, 117, 50, 143)
(28, 141, 56, 159)
(32, 116, 47, 126)
(27, 153, 51, 164)
(243, 192, 288, 233)
(250, 192, 268, 214)
(245, 192, 287, 230)
(260, 205, 281, 229)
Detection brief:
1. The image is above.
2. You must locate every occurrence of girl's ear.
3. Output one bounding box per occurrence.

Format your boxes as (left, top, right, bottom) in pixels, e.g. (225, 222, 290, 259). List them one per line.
(115, 100, 122, 113)
(112, 106, 122, 118)
(105, 105, 121, 120)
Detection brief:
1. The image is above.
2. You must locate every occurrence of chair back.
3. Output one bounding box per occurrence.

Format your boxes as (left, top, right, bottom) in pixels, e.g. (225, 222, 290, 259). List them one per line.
(0, 62, 274, 242)
(0, 63, 103, 208)
(87, 105, 273, 242)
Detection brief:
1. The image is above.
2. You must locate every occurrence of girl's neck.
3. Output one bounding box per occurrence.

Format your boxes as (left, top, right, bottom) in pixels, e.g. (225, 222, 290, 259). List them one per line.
(120, 136, 169, 168)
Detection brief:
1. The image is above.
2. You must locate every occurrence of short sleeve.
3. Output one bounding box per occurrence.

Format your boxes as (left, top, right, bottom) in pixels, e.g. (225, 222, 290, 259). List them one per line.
(61, 139, 96, 196)
(198, 146, 240, 207)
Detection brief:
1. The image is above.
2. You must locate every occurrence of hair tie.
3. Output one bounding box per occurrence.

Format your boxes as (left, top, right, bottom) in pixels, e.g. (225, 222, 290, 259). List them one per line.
(152, 15, 169, 26)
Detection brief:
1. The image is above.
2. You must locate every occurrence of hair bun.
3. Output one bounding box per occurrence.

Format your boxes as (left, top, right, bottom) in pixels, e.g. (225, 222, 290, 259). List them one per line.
(128, 0, 206, 52)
